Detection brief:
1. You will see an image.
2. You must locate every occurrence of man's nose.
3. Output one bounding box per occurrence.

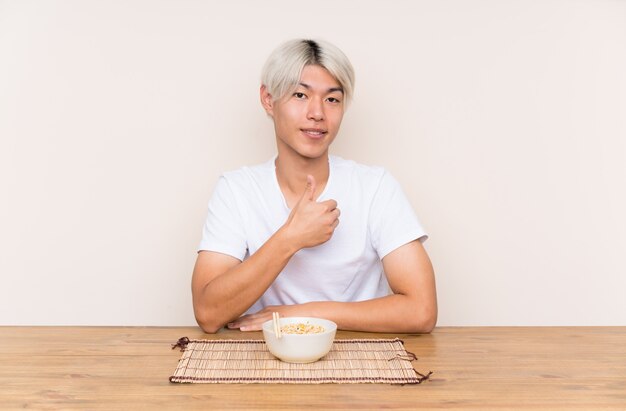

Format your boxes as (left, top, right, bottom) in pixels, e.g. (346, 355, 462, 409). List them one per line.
(306, 98, 324, 121)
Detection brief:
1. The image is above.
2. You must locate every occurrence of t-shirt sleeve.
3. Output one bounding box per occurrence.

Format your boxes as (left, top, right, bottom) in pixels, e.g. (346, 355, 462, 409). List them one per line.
(198, 176, 248, 261)
(369, 170, 428, 259)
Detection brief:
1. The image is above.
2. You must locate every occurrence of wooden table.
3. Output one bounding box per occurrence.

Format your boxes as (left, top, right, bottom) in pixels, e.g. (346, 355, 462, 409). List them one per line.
(1, 326, 624, 410)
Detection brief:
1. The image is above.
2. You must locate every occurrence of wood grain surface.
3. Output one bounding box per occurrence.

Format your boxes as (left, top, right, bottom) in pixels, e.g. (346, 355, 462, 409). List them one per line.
(1, 326, 624, 410)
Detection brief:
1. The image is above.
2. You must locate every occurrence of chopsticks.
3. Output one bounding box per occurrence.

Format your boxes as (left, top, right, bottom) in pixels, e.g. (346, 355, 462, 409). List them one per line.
(272, 312, 282, 339)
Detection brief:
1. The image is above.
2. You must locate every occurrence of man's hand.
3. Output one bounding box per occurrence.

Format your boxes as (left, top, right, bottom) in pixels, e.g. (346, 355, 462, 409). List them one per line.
(282, 175, 340, 250)
(227, 304, 311, 331)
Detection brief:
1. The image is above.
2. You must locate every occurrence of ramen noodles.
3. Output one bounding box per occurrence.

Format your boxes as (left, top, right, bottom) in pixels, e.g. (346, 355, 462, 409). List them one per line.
(280, 322, 325, 334)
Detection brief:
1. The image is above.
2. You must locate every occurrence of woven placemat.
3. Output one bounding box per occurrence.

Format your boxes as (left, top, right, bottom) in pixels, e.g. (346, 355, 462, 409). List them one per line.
(169, 337, 432, 384)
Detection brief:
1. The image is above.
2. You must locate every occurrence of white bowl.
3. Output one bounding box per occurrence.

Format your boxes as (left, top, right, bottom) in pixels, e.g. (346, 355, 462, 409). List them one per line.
(262, 317, 337, 363)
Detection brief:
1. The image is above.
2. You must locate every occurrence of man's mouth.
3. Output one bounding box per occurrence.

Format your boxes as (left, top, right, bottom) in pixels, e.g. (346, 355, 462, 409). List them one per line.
(301, 128, 327, 138)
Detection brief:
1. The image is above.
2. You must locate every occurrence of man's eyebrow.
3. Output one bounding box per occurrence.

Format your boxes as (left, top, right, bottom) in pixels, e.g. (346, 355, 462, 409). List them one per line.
(298, 82, 344, 94)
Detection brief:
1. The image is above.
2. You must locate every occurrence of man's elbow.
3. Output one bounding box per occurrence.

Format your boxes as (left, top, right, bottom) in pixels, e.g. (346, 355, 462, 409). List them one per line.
(419, 315, 437, 334)
(198, 322, 223, 334)
(409, 306, 437, 334)
(194, 309, 225, 334)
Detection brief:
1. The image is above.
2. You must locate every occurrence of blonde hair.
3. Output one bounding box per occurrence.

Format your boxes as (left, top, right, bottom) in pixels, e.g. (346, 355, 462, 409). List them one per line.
(261, 39, 355, 106)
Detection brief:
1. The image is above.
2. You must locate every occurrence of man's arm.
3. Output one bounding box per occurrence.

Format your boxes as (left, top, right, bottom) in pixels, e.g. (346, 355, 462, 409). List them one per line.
(192, 175, 339, 333)
(191, 231, 295, 334)
(228, 239, 437, 333)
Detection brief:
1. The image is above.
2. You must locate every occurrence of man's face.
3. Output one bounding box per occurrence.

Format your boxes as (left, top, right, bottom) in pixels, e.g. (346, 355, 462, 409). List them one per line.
(262, 64, 345, 161)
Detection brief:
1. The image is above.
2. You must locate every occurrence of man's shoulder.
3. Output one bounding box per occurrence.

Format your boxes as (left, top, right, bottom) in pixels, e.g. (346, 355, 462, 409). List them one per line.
(331, 155, 388, 182)
(220, 158, 274, 184)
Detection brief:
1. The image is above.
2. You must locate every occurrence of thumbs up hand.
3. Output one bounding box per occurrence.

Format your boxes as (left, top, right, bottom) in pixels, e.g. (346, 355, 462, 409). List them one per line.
(282, 174, 340, 250)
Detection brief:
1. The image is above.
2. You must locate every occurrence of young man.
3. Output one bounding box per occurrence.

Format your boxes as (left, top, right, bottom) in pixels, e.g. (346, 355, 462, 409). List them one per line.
(192, 39, 437, 333)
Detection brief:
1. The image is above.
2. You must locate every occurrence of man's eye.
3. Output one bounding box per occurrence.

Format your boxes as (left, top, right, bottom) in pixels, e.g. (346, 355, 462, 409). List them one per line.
(294, 92, 306, 99)
(327, 97, 341, 103)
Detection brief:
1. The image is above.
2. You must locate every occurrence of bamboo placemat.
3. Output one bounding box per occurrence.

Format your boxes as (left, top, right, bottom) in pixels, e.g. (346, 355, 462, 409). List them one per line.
(169, 337, 432, 384)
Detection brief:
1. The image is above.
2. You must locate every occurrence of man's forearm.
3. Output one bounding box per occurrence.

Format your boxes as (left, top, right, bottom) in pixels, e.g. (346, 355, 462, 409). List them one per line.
(304, 294, 437, 333)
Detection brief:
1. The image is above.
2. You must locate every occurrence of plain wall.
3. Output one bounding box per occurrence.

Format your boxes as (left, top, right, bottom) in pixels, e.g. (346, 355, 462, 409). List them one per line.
(1, 0, 625, 326)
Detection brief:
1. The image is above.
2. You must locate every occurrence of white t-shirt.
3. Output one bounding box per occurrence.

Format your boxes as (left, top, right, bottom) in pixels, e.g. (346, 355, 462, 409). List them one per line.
(199, 155, 427, 315)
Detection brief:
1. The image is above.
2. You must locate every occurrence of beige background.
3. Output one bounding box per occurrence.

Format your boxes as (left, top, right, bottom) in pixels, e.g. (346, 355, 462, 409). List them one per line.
(1, 0, 625, 326)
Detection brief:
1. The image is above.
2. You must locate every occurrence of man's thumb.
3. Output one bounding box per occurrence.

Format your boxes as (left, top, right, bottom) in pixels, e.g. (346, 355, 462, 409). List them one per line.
(303, 174, 316, 201)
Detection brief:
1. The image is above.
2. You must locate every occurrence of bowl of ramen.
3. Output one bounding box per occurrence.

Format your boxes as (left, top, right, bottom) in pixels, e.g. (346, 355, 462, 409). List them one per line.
(262, 317, 337, 363)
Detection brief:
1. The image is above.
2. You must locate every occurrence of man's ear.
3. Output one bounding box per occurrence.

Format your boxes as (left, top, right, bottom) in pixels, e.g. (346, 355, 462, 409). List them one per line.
(260, 85, 274, 117)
